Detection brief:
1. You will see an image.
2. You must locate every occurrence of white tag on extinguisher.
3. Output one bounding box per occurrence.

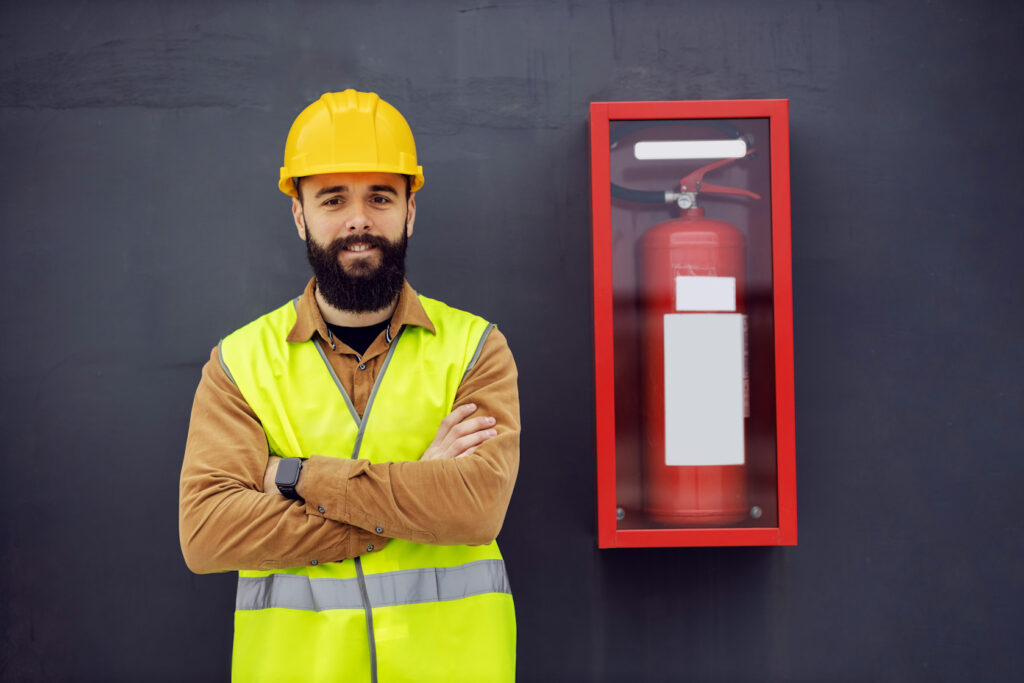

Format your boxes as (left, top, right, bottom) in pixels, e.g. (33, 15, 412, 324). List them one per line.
(675, 276, 736, 312)
(663, 313, 745, 466)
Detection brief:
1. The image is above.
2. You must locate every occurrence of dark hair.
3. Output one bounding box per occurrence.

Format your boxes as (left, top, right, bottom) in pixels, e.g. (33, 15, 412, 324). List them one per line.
(293, 175, 412, 203)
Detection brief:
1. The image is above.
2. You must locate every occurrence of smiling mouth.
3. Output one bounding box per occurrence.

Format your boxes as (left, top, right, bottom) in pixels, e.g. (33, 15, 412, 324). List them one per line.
(344, 243, 376, 253)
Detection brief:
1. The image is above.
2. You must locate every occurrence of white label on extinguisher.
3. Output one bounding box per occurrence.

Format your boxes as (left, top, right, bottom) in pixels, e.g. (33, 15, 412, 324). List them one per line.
(663, 313, 745, 466)
(675, 276, 736, 312)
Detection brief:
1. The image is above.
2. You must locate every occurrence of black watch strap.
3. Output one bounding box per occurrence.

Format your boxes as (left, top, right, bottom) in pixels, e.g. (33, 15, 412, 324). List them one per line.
(275, 458, 304, 500)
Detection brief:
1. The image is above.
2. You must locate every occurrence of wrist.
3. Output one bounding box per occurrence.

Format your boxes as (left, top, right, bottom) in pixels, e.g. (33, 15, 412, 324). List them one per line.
(295, 465, 307, 500)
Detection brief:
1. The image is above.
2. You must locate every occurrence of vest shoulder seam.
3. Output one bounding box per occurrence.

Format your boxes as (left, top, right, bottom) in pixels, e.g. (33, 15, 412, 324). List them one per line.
(463, 323, 496, 380)
(217, 340, 237, 386)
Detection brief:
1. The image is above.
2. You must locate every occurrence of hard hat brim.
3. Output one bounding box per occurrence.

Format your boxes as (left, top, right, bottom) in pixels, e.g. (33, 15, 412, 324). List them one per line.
(278, 164, 425, 197)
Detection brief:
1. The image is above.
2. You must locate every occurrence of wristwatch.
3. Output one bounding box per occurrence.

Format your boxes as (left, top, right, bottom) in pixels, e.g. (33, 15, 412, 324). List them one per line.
(275, 458, 304, 500)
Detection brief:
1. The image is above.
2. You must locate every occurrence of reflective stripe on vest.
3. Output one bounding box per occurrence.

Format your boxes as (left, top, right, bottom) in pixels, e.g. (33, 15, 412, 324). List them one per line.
(237, 559, 510, 611)
(219, 295, 515, 683)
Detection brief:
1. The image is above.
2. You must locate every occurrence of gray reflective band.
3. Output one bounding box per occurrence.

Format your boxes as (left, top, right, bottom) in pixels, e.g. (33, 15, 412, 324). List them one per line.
(462, 323, 496, 380)
(217, 340, 237, 386)
(236, 571, 363, 611)
(354, 326, 404, 459)
(313, 337, 362, 426)
(310, 323, 406, 460)
(363, 557, 511, 607)
(236, 559, 510, 612)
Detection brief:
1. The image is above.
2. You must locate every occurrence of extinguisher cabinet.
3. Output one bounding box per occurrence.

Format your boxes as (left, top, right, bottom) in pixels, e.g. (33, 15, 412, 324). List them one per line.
(590, 99, 796, 547)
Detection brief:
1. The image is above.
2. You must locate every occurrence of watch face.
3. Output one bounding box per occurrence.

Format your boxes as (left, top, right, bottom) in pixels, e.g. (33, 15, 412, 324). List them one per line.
(277, 458, 302, 487)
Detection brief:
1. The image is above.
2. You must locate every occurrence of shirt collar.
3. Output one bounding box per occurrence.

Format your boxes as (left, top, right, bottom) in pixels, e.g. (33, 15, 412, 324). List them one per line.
(286, 277, 435, 344)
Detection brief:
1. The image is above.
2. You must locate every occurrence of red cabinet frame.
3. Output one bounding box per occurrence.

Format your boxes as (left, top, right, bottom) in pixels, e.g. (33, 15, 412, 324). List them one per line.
(590, 99, 797, 547)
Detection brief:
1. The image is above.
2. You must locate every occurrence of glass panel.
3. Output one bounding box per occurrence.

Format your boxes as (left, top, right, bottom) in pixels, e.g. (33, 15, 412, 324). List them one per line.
(608, 118, 778, 530)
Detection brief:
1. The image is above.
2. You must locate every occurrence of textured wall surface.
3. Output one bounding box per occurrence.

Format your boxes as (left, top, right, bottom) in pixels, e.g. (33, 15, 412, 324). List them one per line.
(1, 1, 1022, 681)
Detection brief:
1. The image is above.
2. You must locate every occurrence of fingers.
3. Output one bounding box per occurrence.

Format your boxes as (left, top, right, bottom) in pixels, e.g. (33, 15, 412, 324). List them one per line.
(449, 425, 497, 457)
(442, 409, 496, 453)
(438, 402, 478, 431)
(437, 404, 490, 443)
(445, 415, 496, 441)
(426, 403, 481, 451)
(422, 403, 499, 461)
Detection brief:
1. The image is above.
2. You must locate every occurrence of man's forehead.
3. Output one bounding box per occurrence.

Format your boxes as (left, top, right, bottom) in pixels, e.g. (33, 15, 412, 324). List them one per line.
(304, 171, 405, 193)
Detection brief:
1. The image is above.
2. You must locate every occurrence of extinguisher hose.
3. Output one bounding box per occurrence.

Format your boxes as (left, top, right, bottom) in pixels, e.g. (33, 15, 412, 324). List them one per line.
(610, 183, 667, 204)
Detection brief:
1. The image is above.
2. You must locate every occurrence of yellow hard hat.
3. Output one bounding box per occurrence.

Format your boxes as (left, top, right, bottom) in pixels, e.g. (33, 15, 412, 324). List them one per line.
(278, 90, 424, 197)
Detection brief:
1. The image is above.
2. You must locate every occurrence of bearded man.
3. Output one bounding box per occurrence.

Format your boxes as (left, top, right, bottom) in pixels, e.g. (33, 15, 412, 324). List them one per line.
(179, 90, 518, 683)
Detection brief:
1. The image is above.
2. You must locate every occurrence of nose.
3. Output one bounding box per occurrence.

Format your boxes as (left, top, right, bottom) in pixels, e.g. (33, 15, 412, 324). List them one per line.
(344, 206, 371, 232)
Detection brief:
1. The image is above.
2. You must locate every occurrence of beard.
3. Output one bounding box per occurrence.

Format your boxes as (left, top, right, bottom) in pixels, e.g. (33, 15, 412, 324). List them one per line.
(305, 230, 408, 313)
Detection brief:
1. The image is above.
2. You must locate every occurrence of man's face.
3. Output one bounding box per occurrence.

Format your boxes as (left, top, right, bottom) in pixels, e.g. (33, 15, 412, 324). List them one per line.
(291, 172, 416, 313)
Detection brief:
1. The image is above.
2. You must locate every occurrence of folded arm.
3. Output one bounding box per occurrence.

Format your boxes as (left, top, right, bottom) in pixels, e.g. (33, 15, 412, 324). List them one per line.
(297, 329, 521, 546)
(178, 348, 388, 574)
(181, 327, 520, 573)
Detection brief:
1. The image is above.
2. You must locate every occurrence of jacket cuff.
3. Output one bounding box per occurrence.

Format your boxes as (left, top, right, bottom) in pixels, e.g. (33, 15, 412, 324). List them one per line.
(301, 455, 363, 522)
(302, 455, 435, 543)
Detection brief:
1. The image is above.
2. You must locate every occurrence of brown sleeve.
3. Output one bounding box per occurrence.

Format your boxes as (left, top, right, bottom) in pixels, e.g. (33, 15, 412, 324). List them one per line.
(178, 347, 388, 574)
(300, 327, 520, 546)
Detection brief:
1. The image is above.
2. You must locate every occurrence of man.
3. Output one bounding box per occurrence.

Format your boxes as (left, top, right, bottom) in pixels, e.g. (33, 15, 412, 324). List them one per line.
(179, 90, 518, 682)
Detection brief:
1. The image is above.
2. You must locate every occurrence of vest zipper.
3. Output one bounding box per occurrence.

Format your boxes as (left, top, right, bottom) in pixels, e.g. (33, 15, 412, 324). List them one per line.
(314, 325, 405, 683)
(354, 557, 378, 683)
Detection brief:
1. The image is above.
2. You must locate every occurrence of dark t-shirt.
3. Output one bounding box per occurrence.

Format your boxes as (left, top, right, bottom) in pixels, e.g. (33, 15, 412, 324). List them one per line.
(326, 319, 390, 356)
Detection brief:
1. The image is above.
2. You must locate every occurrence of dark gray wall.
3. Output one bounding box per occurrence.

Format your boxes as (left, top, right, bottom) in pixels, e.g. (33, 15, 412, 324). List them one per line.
(2, 1, 1022, 681)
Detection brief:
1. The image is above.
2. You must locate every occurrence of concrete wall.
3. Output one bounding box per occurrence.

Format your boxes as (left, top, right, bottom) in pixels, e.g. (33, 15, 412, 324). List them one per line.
(2, 1, 1021, 680)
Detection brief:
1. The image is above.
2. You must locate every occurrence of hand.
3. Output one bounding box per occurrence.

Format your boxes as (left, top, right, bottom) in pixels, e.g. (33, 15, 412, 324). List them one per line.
(263, 456, 282, 494)
(421, 403, 497, 462)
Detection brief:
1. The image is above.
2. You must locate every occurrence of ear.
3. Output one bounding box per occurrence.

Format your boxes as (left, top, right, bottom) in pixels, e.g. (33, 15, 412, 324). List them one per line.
(291, 197, 307, 241)
(405, 195, 416, 238)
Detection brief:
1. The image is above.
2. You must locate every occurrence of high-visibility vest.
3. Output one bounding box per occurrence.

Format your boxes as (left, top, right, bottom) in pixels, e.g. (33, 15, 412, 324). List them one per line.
(219, 295, 516, 683)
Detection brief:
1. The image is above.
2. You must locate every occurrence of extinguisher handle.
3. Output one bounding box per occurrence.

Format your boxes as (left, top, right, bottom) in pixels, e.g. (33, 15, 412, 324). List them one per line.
(697, 182, 761, 200)
(678, 150, 760, 200)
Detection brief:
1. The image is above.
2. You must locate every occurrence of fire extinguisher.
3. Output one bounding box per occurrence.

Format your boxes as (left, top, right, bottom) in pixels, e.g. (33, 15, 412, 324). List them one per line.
(615, 152, 760, 525)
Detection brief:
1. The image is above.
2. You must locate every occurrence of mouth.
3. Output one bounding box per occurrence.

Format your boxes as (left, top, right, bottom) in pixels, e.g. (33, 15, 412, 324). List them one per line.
(342, 243, 377, 254)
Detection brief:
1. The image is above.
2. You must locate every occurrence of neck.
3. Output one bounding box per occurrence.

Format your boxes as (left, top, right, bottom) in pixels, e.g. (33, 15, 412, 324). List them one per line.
(314, 286, 398, 327)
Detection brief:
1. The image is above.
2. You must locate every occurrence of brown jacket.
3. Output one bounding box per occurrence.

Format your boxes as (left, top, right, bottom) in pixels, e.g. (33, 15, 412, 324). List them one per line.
(179, 278, 520, 574)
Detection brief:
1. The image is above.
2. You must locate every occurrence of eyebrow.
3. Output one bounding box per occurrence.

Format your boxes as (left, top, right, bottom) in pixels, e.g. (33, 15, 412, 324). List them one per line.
(314, 184, 400, 198)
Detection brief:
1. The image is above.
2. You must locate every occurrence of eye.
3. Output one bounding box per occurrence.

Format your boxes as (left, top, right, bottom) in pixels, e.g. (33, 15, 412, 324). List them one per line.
(322, 197, 342, 207)
(370, 194, 392, 205)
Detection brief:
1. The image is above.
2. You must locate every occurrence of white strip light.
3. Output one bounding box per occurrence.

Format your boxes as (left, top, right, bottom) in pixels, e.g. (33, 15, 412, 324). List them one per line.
(634, 139, 747, 160)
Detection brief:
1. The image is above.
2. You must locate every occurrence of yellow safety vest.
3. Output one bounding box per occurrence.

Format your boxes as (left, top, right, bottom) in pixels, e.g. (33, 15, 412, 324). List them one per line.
(219, 295, 516, 683)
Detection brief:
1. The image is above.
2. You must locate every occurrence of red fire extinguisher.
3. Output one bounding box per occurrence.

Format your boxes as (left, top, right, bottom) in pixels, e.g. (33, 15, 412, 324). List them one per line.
(635, 155, 760, 525)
